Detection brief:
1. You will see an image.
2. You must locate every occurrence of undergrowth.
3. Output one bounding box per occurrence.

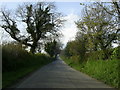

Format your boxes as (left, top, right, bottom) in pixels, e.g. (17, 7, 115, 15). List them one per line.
(2, 43, 53, 88)
(61, 56, 119, 88)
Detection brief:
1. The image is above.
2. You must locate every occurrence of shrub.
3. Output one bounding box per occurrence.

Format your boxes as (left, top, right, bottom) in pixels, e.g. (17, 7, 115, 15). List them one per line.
(111, 46, 120, 59)
(83, 59, 119, 88)
(2, 42, 52, 72)
(2, 42, 53, 88)
(62, 55, 119, 88)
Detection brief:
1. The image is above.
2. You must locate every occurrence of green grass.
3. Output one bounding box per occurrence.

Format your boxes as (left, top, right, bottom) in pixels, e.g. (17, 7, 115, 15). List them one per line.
(2, 59, 52, 88)
(2, 43, 54, 88)
(61, 56, 119, 88)
(2, 54, 53, 88)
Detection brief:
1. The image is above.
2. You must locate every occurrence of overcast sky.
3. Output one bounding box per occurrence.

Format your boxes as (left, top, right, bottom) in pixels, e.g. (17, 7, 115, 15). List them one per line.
(0, 2, 84, 46)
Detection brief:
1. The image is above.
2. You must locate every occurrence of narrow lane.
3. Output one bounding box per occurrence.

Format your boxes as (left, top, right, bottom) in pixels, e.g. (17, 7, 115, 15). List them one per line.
(16, 57, 112, 88)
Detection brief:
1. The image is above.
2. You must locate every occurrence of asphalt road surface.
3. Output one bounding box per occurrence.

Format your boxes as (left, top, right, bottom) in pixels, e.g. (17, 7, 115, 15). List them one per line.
(16, 57, 112, 88)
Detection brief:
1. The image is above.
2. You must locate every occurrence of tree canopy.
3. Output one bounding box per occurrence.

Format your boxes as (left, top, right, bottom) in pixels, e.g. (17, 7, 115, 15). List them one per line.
(45, 39, 62, 58)
(63, 2, 119, 61)
(75, 2, 119, 59)
(1, 2, 64, 53)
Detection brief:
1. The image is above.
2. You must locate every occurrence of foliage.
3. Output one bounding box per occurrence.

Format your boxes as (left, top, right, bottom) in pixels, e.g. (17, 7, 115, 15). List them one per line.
(63, 41, 73, 57)
(111, 46, 120, 59)
(97, 2, 120, 23)
(82, 59, 119, 88)
(1, 2, 64, 53)
(63, 40, 87, 63)
(2, 43, 52, 88)
(2, 42, 53, 72)
(2, 42, 53, 88)
(45, 40, 62, 57)
(62, 2, 120, 89)
(75, 2, 119, 60)
(61, 56, 119, 88)
(45, 40, 56, 57)
(2, 42, 29, 72)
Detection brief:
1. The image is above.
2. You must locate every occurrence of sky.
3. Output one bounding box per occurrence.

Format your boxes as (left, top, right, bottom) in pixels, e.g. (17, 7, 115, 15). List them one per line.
(55, 2, 84, 46)
(0, 2, 84, 46)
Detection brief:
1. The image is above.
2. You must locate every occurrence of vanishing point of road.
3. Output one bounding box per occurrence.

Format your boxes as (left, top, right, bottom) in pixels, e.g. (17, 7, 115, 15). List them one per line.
(15, 57, 113, 88)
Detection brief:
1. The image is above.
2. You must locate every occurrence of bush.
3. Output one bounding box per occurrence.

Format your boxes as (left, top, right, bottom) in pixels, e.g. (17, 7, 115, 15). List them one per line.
(2, 42, 53, 88)
(2, 42, 52, 72)
(2, 43, 30, 72)
(70, 55, 80, 64)
(82, 59, 119, 88)
(86, 51, 104, 61)
(111, 46, 120, 59)
(62, 55, 119, 88)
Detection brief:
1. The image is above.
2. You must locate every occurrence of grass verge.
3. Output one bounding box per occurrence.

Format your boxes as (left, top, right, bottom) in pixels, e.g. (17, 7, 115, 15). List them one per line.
(3, 58, 53, 88)
(2, 55, 53, 88)
(2, 43, 54, 88)
(61, 56, 119, 88)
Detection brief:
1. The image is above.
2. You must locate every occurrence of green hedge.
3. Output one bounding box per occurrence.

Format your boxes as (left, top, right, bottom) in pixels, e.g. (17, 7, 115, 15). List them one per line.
(61, 56, 119, 88)
(82, 59, 119, 88)
(2, 43, 53, 88)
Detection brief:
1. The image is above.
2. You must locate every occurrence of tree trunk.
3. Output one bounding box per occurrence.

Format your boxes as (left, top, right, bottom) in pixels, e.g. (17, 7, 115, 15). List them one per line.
(30, 46, 36, 54)
(30, 42, 37, 54)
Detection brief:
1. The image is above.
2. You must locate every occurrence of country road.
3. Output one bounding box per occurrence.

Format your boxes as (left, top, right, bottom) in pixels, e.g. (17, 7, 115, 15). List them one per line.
(15, 57, 112, 88)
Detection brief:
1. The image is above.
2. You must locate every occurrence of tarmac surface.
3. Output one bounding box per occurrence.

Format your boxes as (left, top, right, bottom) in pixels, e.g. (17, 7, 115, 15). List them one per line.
(16, 57, 112, 88)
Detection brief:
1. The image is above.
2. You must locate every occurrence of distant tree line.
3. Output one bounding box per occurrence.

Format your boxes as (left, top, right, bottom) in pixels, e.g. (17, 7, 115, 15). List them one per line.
(45, 39, 62, 58)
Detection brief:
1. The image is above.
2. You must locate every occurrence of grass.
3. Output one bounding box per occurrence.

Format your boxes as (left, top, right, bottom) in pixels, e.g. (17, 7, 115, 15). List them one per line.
(2, 43, 54, 88)
(2, 60, 52, 88)
(61, 56, 119, 88)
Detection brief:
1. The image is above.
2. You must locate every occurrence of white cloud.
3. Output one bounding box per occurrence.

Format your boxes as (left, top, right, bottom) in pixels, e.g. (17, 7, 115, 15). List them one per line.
(0, 8, 81, 47)
(61, 13, 80, 47)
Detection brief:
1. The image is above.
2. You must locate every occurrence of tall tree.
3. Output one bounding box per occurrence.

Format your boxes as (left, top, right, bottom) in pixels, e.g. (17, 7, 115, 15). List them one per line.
(63, 41, 75, 57)
(45, 39, 62, 58)
(1, 2, 63, 53)
(76, 2, 119, 59)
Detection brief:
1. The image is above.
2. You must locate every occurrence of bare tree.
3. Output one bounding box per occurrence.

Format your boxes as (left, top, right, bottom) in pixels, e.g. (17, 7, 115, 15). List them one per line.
(1, 2, 64, 53)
